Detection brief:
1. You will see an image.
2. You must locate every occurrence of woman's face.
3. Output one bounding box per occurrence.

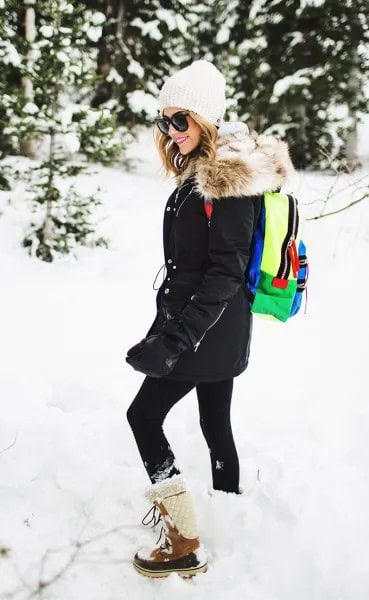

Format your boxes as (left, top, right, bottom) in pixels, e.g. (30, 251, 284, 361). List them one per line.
(162, 106, 202, 155)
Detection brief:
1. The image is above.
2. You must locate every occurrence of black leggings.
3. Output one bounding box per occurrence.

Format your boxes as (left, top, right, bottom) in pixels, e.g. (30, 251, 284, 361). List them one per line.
(126, 376, 240, 493)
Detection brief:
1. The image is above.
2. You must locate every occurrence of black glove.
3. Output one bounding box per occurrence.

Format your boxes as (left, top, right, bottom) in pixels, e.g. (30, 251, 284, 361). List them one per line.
(125, 319, 191, 378)
(126, 338, 147, 358)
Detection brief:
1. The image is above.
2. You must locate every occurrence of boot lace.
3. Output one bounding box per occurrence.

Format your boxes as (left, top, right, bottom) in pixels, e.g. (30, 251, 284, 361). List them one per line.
(154, 525, 172, 551)
(141, 503, 161, 528)
(141, 504, 170, 548)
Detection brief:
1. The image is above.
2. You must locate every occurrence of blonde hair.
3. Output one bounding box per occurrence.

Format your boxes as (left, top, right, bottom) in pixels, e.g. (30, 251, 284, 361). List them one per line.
(153, 111, 218, 179)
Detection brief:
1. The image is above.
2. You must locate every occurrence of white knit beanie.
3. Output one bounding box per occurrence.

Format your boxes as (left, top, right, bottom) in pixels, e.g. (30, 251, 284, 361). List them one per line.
(158, 59, 226, 127)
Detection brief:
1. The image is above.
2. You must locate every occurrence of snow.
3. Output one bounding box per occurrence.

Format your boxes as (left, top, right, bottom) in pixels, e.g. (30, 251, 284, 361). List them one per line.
(56, 50, 69, 63)
(39, 25, 54, 38)
(106, 67, 124, 85)
(271, 67, 325, 102)
(127, 90, 160, 118)
(22, 102, 39, 115)
(289, 31, 304, 47)
(90, 11, 106, 26)
(127, 60, 144, 80)
(300, 0, 325, 7)
(63, 132, 80, 153)
(215, 4, 239, 45)
(86, 26, 103, 43)
(238, 36, 267, 53)
(62, 3, 74, 15)
(216, 25, 231, 45)
(131, 17, 163, 41)
(0, 121, 369, 599)
(258, 61, 271, 73)
(249, 0, 268, 22)
(155, 9, 188, 35)
(1, 40, 21, 67)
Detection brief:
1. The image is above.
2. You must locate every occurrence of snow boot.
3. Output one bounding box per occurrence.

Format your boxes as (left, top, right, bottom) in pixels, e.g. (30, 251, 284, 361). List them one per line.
(133, 474, 208, 579)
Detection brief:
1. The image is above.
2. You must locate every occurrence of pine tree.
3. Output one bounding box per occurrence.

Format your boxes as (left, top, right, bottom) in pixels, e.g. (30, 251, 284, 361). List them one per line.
(0, 0, 24, 161)
(186, 0, 228, 63)
(230, 0, 369, 171)
(87, 0, 201, 126)
(2, 0, 123, 261)
(20, 0, 38, 157)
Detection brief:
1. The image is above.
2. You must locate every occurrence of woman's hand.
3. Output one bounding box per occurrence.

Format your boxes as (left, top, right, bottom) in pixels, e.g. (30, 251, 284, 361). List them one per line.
(125, 334, 181, 378)
(125, 319, 191, 378)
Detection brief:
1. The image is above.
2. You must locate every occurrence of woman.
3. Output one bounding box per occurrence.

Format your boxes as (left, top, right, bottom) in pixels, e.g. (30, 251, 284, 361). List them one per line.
(125, 60, 294, 579)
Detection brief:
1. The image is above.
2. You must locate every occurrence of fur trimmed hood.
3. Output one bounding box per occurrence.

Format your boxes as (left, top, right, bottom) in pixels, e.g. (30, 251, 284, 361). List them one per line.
(175, 121, 295, 200)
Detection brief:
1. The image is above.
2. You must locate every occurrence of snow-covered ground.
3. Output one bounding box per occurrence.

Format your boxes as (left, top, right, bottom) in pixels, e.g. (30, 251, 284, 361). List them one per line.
(1, 120, 369, 600)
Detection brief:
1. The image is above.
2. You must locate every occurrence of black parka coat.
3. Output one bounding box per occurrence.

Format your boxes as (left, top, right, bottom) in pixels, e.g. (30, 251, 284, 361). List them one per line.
(126, 122, 295, 382)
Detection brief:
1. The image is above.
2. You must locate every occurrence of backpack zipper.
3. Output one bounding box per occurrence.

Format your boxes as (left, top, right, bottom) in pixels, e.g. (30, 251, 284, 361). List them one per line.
(277, 194, 299, 280)
(288, 195, 300, 278)
(193, 305, 227, 352)
(287, 237, 300, 278)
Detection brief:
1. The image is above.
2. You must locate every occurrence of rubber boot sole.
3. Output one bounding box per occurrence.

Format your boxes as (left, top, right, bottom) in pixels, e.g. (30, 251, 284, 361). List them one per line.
(133, 560, 208, 579)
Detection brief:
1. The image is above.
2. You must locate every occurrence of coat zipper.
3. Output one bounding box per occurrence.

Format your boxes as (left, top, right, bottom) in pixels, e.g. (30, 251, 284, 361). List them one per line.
(193, 305, 227, 352)
(170, 181, 194, 260)
(176, 185, 194, 217)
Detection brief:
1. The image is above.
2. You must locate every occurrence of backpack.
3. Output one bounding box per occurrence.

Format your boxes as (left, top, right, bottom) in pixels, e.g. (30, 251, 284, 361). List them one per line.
(204, 191, 309, 322)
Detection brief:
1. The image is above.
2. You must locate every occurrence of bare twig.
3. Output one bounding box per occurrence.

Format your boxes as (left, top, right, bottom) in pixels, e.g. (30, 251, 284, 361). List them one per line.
(28, 544, 82, 599)
(0, 518, 136, 600)
(24, 522, 135, 599)
(306, 192, 368, 220)
(320, 172, 342, 215)
(300, 173, 369, 211)
(300, 159, 369, 220)
(0, 433, 18, 456)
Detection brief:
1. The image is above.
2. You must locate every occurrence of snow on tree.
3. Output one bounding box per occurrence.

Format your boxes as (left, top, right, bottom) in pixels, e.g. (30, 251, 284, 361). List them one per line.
(87, 0, 200, 126)
(0, 1, 24, 163)
(229, 0, 369, 171)
(1, 0, 123, 261)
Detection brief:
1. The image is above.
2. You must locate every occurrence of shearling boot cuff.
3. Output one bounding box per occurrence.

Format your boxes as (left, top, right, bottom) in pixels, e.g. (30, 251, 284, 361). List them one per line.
(145, 474, 188, 505)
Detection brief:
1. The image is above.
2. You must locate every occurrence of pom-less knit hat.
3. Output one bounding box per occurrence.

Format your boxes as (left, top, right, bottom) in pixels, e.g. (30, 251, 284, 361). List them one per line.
(158, 59, 226, 127)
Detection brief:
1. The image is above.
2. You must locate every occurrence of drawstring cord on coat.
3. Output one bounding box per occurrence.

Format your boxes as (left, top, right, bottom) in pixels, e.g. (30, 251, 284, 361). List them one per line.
(151, 179, 196, 292)
(152, 263, 167, 290)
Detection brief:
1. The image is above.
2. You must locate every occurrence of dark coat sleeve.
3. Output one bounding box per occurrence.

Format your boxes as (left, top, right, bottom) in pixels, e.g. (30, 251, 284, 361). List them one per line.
(175, 194, 259, 348)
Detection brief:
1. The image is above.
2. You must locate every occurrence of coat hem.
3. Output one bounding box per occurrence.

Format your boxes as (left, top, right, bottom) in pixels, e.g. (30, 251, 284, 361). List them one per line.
(162, 363, 248, 384)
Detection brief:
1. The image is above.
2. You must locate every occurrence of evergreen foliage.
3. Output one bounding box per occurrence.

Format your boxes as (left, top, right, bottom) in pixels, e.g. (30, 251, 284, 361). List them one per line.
(0, 0, 24, 158)
(0, 0, 368, 265)
(1, 0, 123, 261)
(229, 0, 369, 170)
(89, 0, 199, 126)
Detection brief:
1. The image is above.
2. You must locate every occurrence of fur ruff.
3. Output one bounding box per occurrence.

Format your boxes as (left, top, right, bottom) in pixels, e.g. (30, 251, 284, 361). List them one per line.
(175, 123, 295, 200)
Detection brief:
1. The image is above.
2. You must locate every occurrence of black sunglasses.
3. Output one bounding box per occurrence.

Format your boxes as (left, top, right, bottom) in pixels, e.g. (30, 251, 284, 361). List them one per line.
(155, 111, 190, 135)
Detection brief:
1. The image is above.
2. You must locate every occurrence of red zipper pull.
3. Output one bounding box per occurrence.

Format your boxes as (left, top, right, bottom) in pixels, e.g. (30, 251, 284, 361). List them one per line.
(204, 200, 213, 220)
(288, 240, 299, 278)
